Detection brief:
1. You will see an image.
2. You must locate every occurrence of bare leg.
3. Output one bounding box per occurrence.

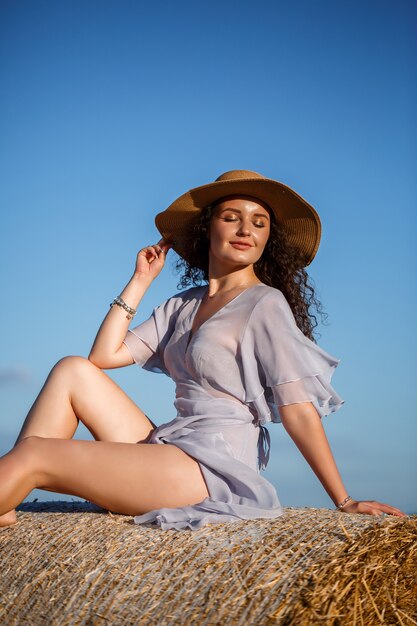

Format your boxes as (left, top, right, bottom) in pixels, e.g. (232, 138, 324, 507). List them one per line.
(0, 436, 210, 517)
(14, 356, 157, 445)
(0, 356, 160, 526)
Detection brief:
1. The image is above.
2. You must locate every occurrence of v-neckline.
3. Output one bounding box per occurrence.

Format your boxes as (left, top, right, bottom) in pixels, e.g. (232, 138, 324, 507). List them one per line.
(184, 283, 266, 354)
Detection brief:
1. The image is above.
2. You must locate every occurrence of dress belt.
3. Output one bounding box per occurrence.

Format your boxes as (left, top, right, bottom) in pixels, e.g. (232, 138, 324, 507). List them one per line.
(257, 423, 271, 471)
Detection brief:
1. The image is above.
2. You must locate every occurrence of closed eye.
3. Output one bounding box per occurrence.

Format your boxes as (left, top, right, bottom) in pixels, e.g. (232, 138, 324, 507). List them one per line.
(223, 217, 267, 228)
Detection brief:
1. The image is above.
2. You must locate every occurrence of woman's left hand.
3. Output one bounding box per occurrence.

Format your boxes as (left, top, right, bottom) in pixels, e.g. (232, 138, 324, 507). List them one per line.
(341, 499, 407, 517)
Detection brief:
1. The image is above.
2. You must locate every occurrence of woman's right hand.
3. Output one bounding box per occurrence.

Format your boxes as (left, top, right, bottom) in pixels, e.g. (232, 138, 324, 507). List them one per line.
(89, 238, 173, 369)
(134, 238, 172, 282)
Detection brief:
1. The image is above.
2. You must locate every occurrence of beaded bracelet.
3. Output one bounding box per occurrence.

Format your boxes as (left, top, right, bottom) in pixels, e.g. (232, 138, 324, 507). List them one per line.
(336, 495, 353, 511)
(110, 296, 137, 320)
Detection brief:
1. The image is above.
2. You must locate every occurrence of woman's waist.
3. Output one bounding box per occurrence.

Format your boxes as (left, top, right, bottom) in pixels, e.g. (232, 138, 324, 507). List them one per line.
(153, 403, 268, 471)
(174, 387, 255, 420)
(174, 381, 249, 404)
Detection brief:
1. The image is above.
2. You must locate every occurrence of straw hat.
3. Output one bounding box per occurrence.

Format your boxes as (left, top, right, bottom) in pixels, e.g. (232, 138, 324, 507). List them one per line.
(155, 169, 322, 266)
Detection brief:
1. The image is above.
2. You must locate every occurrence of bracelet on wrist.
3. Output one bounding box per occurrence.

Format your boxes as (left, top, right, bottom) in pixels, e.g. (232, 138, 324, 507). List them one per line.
(335, 495, 354, 511)
(110, 296, 137, 320)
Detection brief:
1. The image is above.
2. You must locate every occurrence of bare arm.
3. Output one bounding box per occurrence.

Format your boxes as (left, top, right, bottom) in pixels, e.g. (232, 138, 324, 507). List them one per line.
(279, 402, 407, 517)
(88, 238, 172, 369)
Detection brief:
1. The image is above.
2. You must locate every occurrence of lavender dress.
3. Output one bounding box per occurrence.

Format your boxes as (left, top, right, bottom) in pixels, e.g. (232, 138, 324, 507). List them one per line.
(123, 284, 344, 530)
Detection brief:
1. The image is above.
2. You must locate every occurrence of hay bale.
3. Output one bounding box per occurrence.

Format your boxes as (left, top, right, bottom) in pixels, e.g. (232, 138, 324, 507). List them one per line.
(0, 503, 415, 625)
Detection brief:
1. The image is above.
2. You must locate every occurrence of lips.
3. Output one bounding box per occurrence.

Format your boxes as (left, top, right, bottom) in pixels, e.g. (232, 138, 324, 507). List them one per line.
(230, 242, 252, 250)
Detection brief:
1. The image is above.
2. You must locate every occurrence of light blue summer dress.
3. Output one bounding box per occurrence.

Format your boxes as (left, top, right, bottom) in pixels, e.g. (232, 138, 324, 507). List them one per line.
(123, 284, 344, 530)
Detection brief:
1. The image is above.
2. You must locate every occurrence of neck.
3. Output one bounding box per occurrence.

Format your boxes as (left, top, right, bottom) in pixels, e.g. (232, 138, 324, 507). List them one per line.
(205, 272, 262, 298)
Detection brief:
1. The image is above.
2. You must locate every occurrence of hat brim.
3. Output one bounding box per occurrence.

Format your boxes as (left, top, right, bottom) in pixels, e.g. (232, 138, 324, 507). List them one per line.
(155, 176, 321, 266)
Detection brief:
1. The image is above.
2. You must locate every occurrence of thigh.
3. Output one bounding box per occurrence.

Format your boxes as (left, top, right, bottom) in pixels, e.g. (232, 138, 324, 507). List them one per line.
(33, 437, 210, 515)
(60, 356, 157, 443)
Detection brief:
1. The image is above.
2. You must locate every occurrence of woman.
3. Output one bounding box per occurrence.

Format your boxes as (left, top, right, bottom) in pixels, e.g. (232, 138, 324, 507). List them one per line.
(0, 170, 406, 530)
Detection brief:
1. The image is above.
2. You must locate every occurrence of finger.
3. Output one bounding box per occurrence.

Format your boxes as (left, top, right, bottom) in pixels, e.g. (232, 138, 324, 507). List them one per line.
(160, 237, 174, 249)
(154, 245, 169, 258)
(371, 508, 385, 516)
(156, 238, 171, 250)
(139, 246, 157, 254)
(152, 243, 169, 255)
(367, 501, 403, 513)
(142, 244, 170, 266)
(365, 501, 407, 517)
(138, 247, 159, 263)
(145, 245, 162, 256)
(376, 503, 407, 517)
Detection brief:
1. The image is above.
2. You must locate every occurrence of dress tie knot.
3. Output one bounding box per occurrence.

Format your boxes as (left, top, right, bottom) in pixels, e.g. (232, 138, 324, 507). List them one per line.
(257, 423, 271, 471)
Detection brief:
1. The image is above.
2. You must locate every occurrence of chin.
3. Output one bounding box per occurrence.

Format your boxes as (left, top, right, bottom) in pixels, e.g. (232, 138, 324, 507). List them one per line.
(229, 248, 261, 261)
(223, 254, 256, 267)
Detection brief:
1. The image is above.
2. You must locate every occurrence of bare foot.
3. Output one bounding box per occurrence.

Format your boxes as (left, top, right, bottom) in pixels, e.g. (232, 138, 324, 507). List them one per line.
(0, 510, 17, 527)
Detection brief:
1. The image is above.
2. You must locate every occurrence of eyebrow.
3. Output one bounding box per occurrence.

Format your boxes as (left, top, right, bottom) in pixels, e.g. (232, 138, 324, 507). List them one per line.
(217, 207, 270, 219)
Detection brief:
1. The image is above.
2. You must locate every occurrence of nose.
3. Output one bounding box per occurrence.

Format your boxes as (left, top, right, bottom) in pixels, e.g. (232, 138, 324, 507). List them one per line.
(236, 218, 251, 236)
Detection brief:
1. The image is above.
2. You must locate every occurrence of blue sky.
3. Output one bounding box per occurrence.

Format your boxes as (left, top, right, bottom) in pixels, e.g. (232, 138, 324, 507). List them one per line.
(0, 0, 416, 513)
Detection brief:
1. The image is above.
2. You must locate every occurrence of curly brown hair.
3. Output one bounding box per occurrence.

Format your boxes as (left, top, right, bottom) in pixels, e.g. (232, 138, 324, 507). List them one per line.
(173, 202, 328, 341)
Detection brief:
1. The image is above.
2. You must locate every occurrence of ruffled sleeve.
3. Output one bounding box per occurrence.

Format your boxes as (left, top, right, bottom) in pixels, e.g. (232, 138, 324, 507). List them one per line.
(240, 288, 344, 424)
(123, 290, 187, 376)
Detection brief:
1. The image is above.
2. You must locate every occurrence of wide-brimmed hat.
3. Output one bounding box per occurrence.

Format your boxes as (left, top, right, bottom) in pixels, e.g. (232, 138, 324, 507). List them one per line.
(155, 169, 322, 266)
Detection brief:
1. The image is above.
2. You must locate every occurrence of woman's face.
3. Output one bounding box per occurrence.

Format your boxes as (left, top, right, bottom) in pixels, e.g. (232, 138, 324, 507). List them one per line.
(208, 195, 271, 268)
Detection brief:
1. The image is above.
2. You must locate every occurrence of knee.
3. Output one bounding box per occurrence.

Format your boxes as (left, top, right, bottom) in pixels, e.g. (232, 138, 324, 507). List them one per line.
(17, 434, 47, 449)
(15, 435, 44, 467)
(15, 436, 47, 486)
(51, 355, 95, 379)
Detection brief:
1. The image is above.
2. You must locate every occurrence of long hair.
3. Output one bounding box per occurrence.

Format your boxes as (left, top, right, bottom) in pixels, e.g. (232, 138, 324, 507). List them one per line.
(173, 202, 328, 341)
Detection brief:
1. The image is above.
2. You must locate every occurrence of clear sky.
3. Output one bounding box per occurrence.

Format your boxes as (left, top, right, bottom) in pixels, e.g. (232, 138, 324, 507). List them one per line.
(1, 0, 416, 513)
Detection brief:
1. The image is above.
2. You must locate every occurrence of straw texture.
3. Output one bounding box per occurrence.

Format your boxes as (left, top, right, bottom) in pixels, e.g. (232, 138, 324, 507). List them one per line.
(1, 503, 415, 625)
